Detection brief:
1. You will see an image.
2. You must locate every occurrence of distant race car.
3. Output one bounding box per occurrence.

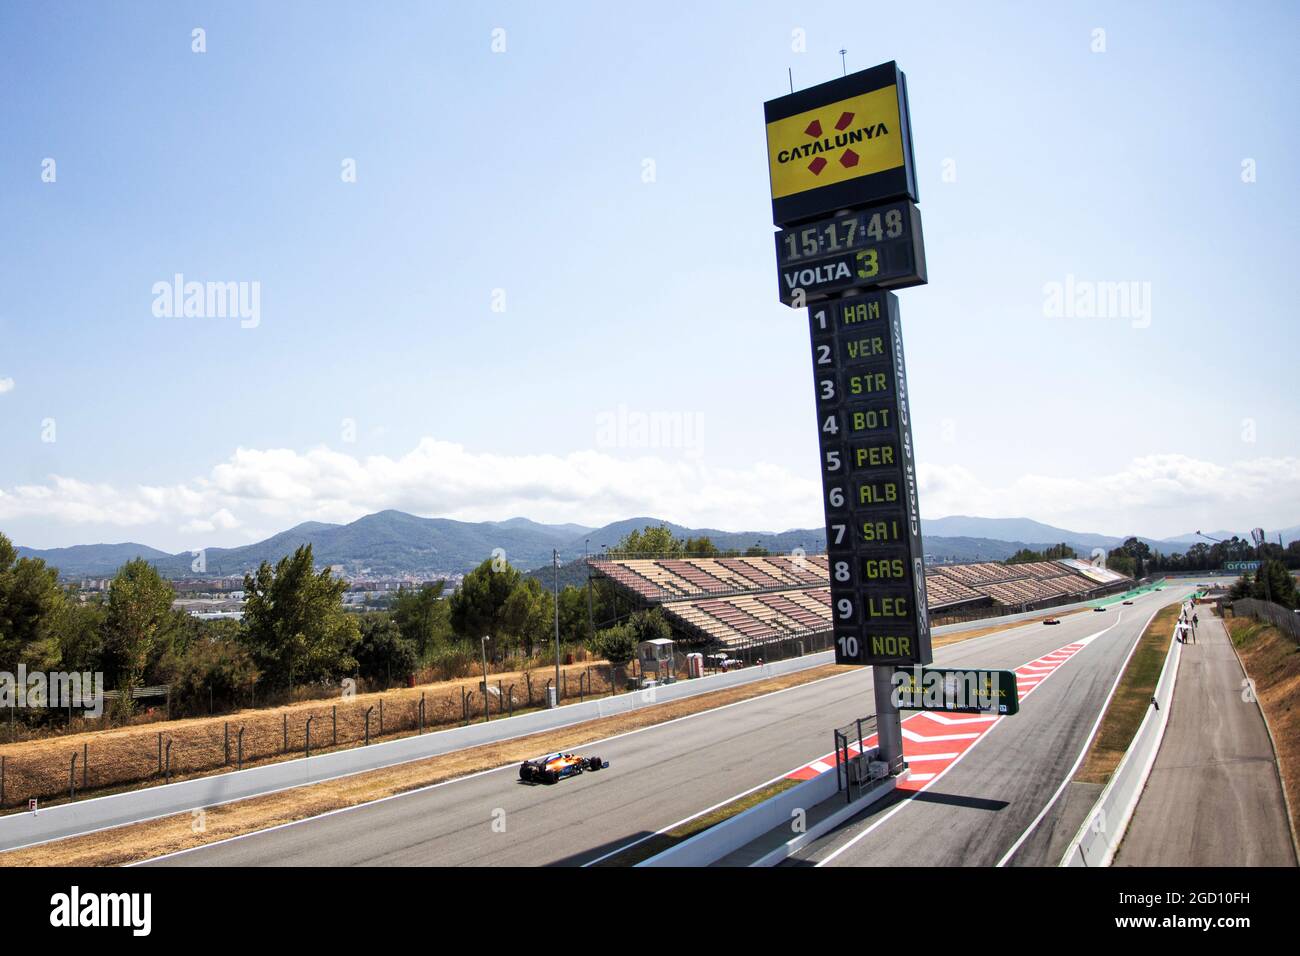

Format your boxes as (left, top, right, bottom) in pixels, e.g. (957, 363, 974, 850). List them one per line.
(1094, 606, 1107, 612)
(1042, 617, 1061, 625)
(1122, 600, 1134, 605)
(518, 752, 607, 784)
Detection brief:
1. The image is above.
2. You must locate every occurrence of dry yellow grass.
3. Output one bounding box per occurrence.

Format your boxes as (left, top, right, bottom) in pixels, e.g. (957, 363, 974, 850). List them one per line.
(2, 606, 1071, 866)
(1075, 603, 1180, 785)
(1227, 616, 1300, 849)
(0, 658, 610, 812)
(0, 664, 848, 867)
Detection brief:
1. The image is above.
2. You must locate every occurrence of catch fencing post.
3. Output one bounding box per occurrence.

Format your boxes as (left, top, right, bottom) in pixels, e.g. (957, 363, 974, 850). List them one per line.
(70, 752, 77, 800)
(364, 706, 374, 746)
(237, 727, 244, 770)
(461, 687, 468, 725)
(379, 698, 384, 734)
(419, 693, 425, 733)
(165, 739, 172, 784)
(497, 680, 503, 715)
(82, 743, 87, 790)
(224, 722, 230, 765)
(1, 754, 4, 805)
(333, 705, 337, 746)
(282, 713, 288, 753)
(305, 716, 314, 758)
(506, 684, 514, 719)
(157, 732, 163, 776)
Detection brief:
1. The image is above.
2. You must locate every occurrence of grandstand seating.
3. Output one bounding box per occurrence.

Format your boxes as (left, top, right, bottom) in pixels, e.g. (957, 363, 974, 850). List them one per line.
(589, 553, 1129, 649)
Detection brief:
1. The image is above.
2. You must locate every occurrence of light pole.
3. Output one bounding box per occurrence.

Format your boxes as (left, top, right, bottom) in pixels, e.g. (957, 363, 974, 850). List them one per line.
(553, 549, 561, 706)
(585, 538, 594, 643)
(481, 635, 490, 723)
(1199, 529, 1270, 603)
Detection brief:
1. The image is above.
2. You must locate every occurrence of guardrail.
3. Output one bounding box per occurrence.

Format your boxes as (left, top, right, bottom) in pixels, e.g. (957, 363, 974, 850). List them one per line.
(1229, 598, 1300, 641)
(1060, 619, 1183, 867)
(0, 650, 836, 852)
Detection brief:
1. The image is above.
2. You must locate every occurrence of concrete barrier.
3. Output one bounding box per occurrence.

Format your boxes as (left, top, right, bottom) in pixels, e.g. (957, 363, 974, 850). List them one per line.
(638, 769, 897, 867)
(1061, 624, 1182, 867)
(0, 591, 1144, 853)
(638, 770, 840, 867)
(0, 651, 832, 852)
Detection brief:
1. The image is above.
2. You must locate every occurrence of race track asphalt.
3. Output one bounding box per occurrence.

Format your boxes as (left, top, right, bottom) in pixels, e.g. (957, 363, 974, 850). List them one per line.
(146, 586, 1194, 867)
(784, 586, 1205, 867)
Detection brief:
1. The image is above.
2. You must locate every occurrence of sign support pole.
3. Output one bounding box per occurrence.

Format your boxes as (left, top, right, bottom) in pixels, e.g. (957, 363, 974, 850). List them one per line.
(873, 665, 905, 772)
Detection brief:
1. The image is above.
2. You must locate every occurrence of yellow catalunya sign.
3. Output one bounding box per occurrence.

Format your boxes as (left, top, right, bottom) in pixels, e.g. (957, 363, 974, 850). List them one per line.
(766, 85, 904, 200)
(763, 62, 917, 226)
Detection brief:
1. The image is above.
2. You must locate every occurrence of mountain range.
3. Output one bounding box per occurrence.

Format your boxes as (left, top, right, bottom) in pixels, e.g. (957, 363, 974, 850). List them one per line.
(13, 511, 1298, 581)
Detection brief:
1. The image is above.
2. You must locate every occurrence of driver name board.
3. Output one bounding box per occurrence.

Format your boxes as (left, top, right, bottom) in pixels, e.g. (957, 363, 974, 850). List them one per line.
(811, 291, 932, 666)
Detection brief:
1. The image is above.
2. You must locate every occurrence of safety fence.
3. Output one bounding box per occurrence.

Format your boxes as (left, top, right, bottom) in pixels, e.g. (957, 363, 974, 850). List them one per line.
(1227, 598, 1300, 642)
(0, 663, 628, 812)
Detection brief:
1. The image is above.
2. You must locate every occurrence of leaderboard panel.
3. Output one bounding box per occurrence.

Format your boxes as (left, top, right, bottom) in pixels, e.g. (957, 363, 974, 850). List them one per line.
(809, 292, 932, 666)
(775, 198, 927, 306)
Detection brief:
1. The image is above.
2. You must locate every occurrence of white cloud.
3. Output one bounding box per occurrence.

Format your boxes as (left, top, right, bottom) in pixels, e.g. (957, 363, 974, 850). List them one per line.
(0, 440, 1295, 549)
(0, 377, 14, 395)
(918, 453, 1300, 537)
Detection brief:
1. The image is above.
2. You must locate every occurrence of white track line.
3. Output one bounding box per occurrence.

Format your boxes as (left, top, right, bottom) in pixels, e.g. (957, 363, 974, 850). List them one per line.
(584, 608, 1114, 866)
(134, 666, 863, 866)
(812, 616, 1123, 867)
(995, 597, 1178, 867)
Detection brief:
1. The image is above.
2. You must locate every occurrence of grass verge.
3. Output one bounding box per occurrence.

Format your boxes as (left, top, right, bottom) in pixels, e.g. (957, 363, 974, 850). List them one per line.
(592, 778, 801, 867)
(1225, 615, 1300, 850)
(0, 666, 844, 867)
(1, 606, 1072, 866)
(1074, 602, 1180, 786)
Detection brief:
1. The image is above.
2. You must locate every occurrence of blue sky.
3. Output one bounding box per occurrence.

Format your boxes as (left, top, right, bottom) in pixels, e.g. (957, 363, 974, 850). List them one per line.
(1, 0, 1297, 551)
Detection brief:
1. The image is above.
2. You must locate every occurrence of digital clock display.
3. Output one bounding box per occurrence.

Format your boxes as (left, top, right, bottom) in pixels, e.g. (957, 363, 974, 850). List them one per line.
(777, 200, 914, 265)
(775, 199, 926, 306)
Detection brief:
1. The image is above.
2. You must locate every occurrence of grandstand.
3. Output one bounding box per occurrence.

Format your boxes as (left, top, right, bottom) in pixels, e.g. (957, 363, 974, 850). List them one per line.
(589, 554, 1130, 653)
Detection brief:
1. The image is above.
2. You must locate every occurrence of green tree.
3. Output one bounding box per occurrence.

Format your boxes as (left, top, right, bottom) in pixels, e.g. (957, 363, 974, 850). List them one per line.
(55, 598, 107, 673)
(557, 585, 591, 644)
(0, 531, 65, 672)
(500, 577, 553, 654)
(1252, 559, 1298, 609)
(1118, 537, 1151, 578)
(593, 623, 637, 666)
(627, 607, 672, 645)
(104, 558, 177, 705)
(1006, 548, 1044, 565)
(240, 545, 360, 689)
(1228, 574, 1253, 601)
(449, 557, 525, 644)
(161, 621, 259, 715)
(683, 536, 719, 557)
(355, 615, 419, 685)
(1105, 550, 1136, 577)
(391, 581, 451, 657)
(617, 524, 682, 556)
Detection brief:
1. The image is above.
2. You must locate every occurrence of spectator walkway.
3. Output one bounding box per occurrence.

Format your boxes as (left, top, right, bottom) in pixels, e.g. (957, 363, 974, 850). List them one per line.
(1115, 613, 1296, 866)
